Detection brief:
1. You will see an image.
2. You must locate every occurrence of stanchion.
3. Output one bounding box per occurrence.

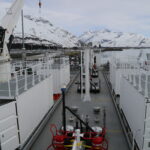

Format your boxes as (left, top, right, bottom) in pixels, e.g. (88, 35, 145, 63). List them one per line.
(61, 85, 66, 132)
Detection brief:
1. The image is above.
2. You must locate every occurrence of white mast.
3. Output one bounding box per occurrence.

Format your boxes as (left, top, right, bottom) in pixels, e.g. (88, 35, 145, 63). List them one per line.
(83, 49, 91, 102)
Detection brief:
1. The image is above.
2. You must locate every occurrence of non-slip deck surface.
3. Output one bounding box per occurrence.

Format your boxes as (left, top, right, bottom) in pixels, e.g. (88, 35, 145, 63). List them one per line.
(31, 71, 129, 150)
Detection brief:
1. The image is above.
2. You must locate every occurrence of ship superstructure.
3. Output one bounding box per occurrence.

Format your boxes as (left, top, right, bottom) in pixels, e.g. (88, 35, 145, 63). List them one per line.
(109, 49, 150, 150)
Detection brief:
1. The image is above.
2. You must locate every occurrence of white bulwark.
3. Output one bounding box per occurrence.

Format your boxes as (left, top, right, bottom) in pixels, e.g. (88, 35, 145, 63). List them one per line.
(0, 57, 54, 149)
(52, 57, 70, 94)
(17, 75, 53, 144)
(109, 49, 150, 150)
(0, 102, 19, 150)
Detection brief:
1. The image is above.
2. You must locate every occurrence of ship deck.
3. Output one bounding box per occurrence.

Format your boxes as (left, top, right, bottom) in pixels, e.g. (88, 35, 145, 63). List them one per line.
(30, 70, 129, 150)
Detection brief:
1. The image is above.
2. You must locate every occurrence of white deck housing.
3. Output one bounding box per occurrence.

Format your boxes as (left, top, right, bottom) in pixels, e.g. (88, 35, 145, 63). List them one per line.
(17, 75, 53, 144)
(109, 50, 140, 95)
(109, 61, 122, 95)
(52, 57, 70, 94)
(0, 57, 54, 149)
(109, 49, 150, 149)
(0, 102, 19, 150)
(120, 75, 150, 150)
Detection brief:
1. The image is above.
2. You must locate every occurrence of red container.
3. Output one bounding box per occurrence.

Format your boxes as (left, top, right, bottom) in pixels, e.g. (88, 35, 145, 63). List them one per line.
(53, 93, 61, 101)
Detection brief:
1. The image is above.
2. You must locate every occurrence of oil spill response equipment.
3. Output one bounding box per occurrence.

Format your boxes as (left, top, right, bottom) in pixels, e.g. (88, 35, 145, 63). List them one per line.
(47, 86, 108, 150)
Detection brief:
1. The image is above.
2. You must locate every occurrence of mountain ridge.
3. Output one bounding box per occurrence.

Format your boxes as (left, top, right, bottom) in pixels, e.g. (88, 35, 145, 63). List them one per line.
(0, 2, 80, 48)
(79, 29, 150, 47)
(13, 14, 80, 48)
(1, 2, 150, 48)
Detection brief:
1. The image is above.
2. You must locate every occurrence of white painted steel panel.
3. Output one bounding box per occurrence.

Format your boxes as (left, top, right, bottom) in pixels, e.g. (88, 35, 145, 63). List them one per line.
(95, 52, 112, 66)
(0, 62, 11, 82)
(52, 69, 61, 94)
(110, 63, 122, 95)
(0, 102, 19, 150)
(64, 64, 70, 86)
(66, 64, 70, 85)
(0, 102, 16, 120)
(0, 126, 18, 143)
(60, 66, 65, 88)
(0, 116, 17, 132)
(95, 53, 101, 66)
(109, 63, 115, 90)
(1, 136, 19, 150)
(120, 77, 145, 149)
(64, 66, 69, 88)
(17, 75, 54, 144)
(114, 69, 122, 95)
(52, 64, 70, 94)
(143, 103, 150, 150)
(60, 65, 70, 87)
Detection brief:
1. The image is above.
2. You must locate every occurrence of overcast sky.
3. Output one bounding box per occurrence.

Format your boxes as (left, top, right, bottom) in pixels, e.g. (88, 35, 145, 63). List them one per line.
(2, 0, 150, 37)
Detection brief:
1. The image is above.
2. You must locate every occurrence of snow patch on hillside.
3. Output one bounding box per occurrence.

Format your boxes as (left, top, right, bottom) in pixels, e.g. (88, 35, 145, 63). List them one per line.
(0, 2, 79, 48)
(79, 29, 150, 47)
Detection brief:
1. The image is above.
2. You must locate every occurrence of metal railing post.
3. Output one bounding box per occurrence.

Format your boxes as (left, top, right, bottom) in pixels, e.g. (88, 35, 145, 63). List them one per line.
(20, 61, 22, 76)
(61, 87, 66, 132)
(124, 63, 127, 79)
(126, 64, 129, 79)
(145, 73, 148, 98)
(133, 68, 136, 87)
(15, 72, 19, 96)
(8, 74, 11, 97)
(138, 69, 142, 92)
(128, 65, 132, 83)
(46, 62, 48, 77)
(24, 69, 27, 90)
(32, 67, 35, 86)
(39, 62, 42, 82)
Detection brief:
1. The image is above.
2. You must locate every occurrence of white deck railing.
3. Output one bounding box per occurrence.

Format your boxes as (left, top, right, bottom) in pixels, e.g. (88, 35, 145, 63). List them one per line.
(111, 56, 150, 98)
(0, 60, 52, 99)
(116, 62, 150, 99)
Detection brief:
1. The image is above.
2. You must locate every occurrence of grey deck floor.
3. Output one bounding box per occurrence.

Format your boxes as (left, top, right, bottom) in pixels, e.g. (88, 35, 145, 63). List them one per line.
(30, 71, 129, 150)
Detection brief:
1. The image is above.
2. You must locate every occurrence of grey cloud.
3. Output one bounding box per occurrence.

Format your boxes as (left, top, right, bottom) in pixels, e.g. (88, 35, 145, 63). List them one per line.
(2, 0, 150, 36)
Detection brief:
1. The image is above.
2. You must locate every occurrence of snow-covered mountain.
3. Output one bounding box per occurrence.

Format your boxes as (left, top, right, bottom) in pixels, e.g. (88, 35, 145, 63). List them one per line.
(79, 29, 150, 47)
(1, 2, 150, 48)
(14, 15, 79, 48)
(0, 2, 79, 48)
